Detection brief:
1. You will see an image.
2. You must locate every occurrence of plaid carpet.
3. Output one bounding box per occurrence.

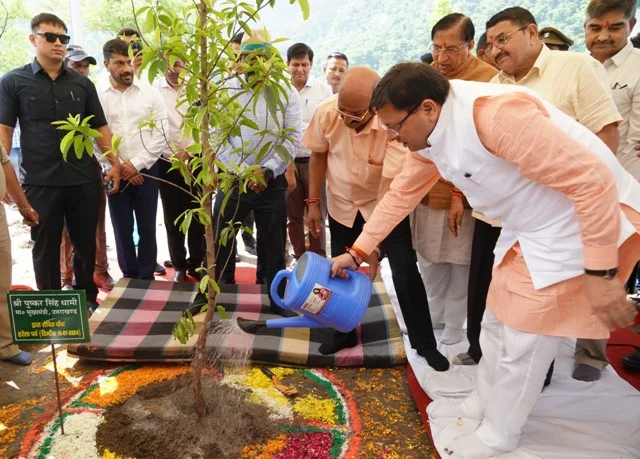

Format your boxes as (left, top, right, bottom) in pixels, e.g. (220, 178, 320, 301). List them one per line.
(67, 278, 407, 367)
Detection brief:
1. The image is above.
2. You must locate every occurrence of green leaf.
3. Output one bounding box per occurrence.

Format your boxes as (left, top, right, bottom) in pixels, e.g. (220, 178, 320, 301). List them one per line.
(273, 143, 292, 162)
(158, 13, 172, 27)
(185, 143, 202, 154)
(262, 85, 281, 129)
(60, 131, 76, 161)
(80, 114, 95, 126)
(209, 277, 221, 294)
(53, 124, 77, 131)
(239, 118, 260, 131)
(216, 305, 228, 319)
(296, 0, 311, 19)
(199, 274, 209, 294)
(84, 139, 94, 157)
(73, 135, 84, 159)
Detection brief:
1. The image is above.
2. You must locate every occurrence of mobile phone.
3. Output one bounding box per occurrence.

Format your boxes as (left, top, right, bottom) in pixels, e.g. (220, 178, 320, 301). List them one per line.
(102, 169, 114, 191)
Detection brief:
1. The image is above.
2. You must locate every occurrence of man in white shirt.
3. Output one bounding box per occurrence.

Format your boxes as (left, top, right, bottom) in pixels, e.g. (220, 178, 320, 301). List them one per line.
(211, 29, 302, 317)
(585, 0, 640, 180)
(585, 0, 640, 371)
(286, 43, 333, 259)
(154, 59, 204, 283)
(98, 38, 167, 280)
(323, 52, 349, 94)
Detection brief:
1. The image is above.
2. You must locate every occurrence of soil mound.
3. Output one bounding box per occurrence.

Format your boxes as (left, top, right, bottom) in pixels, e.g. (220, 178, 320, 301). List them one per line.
(96, 375, 279, 458)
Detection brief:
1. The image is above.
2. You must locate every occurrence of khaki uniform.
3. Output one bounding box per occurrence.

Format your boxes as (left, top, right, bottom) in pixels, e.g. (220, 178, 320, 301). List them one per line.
(0, 145, 20, 358)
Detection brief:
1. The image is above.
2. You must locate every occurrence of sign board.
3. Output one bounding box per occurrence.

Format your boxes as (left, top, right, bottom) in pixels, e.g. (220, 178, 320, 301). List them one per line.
(6, 290, 90, 344)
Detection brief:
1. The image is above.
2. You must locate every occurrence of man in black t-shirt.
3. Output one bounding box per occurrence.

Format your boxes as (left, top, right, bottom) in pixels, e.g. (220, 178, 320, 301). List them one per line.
(0, 13, 120, 311)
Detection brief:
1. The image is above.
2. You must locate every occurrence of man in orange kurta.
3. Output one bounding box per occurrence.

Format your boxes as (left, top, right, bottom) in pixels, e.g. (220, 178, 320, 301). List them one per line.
(331, 63, 640, 457)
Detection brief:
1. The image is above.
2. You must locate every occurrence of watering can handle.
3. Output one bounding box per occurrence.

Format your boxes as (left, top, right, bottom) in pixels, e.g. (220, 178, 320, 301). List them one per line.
(345, 268, 359, 279)
(270, 270, 293, 308)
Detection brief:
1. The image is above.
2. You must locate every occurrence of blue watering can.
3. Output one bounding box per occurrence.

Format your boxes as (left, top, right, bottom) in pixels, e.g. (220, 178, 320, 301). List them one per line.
(237, 252, 372, 334)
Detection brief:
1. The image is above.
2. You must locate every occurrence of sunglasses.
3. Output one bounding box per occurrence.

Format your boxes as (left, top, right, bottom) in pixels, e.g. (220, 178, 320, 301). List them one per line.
(36, 32, 71, 44)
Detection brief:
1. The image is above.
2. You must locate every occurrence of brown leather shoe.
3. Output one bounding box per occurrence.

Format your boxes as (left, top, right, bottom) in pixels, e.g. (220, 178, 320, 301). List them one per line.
(94, 273, 116, 291)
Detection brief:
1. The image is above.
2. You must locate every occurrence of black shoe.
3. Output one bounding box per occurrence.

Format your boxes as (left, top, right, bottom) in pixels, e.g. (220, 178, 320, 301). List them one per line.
(155, 263, 166, 275)
(417, 347, 450, 372)
(87, 301, 99, 318)
(187, 267, 205, 280)
(269, 305, 298, 318)
(319, 330, 358, 355)
(622, 350, 640, 371)
(245, 245, 257, 256)
(172, 270, 187, 282)
(163, 260, 174, 268)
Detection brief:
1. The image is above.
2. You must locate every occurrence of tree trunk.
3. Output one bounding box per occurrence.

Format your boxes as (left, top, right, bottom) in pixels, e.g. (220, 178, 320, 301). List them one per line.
(192, 0, 214, 418)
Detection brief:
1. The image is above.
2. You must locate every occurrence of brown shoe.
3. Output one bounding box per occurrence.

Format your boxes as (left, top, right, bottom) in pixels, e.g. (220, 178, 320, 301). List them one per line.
(94, 273, 116, 291)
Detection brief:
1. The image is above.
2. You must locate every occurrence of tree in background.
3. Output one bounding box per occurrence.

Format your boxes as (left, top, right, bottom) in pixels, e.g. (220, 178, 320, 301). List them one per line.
(82, 0, 186, 37)
(0, 1, 30, 74)
(430, 0, 455, 25)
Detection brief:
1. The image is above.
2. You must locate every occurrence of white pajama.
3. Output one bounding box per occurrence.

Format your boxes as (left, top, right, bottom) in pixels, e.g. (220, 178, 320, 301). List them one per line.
(471, 308, 564, 452)
(417, 255, 468, 331)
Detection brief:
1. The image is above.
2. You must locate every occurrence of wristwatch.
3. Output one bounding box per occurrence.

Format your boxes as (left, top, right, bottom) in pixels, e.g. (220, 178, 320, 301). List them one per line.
(262, 168, 275, 182)
(584, 268, 618, 279)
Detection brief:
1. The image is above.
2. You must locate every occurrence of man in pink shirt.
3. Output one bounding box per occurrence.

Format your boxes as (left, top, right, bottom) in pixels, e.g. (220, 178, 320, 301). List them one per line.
(331, 63, 640, 457)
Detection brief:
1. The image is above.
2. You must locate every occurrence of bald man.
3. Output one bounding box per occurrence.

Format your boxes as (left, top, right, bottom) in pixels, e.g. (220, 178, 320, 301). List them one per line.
(304, 67, 449, 371)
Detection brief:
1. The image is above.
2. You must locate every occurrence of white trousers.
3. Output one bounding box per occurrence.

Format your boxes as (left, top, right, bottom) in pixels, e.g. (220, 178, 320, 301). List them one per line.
(417, 255, 468, 330)
(467, 308, 564, 452)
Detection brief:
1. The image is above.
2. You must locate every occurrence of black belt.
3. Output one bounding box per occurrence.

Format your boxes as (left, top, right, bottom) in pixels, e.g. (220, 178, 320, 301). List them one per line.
(295, 157, 310, 164)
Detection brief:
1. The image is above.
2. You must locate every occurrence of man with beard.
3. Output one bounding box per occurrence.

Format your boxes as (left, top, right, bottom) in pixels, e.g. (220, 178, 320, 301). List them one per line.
(98, 38, 167, 280)
(155, 59, 205, 282)
(0, 13, 119, 315)
(330, 62, 640, 458)
(484, 7, 623, 382)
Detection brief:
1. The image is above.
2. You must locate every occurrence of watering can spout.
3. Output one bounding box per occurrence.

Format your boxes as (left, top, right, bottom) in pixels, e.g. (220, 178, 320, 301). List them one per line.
(266, 314, 324, 329)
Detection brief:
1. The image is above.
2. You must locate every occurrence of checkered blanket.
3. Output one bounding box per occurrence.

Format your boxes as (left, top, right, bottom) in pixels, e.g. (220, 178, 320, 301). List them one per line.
(67, 278, 407, 367)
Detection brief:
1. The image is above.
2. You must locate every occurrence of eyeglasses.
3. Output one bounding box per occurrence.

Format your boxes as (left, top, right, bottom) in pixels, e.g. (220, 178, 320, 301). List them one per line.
(35, 32, 71, 45)
(380, 103, 421, 137)
(486, 25, 529, 56)
(431, 42, 468, 56)
(334, 101, 369, 122)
